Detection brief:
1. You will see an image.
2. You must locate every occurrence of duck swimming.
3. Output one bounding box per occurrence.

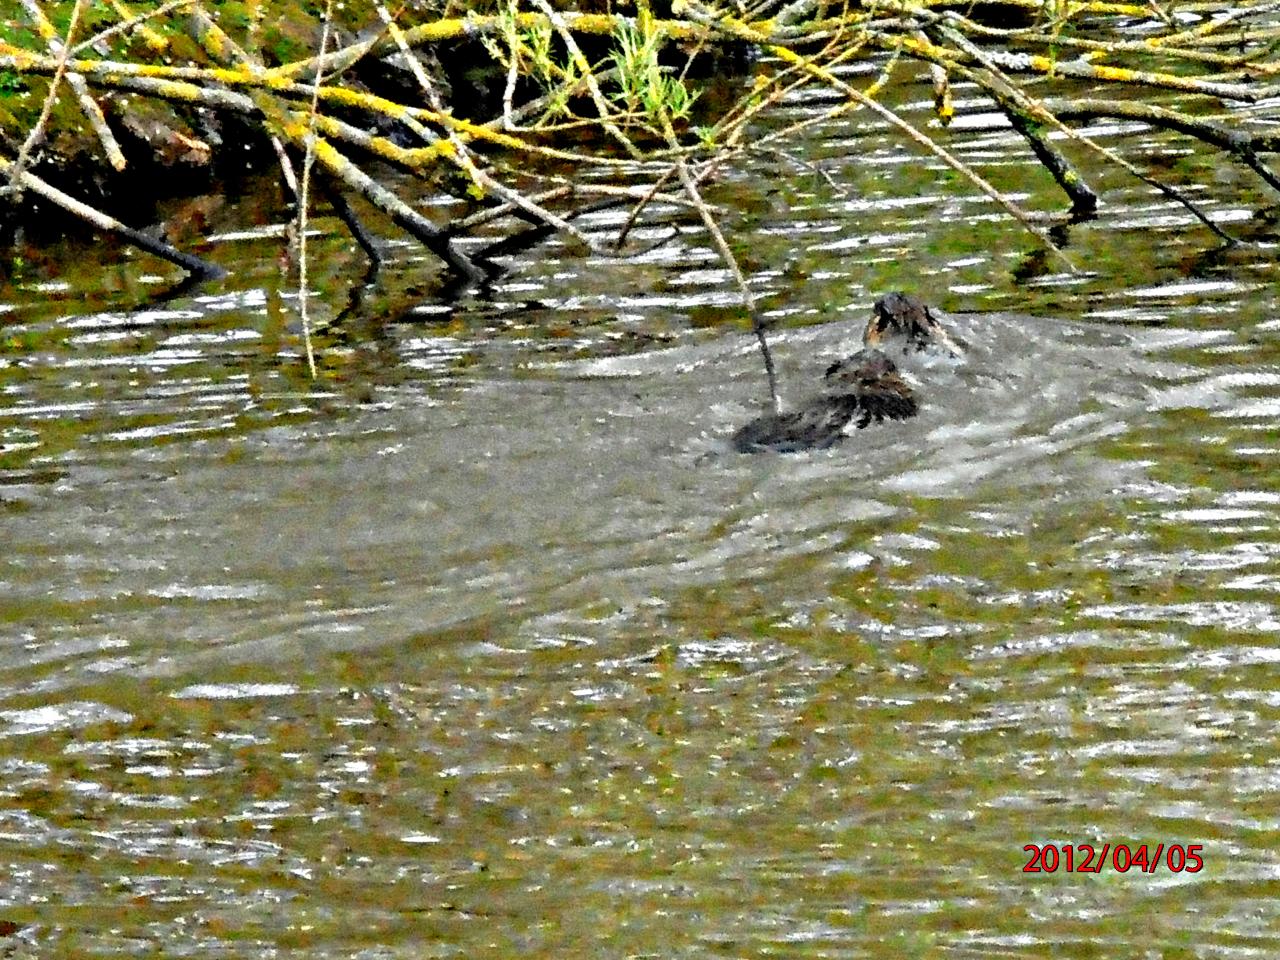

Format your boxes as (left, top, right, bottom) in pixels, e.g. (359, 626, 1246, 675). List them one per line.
(731, 293, 964, 454)
(823, 347, 921, 428)
(732, 347, 917, 453)
(863, 291, 965, 359)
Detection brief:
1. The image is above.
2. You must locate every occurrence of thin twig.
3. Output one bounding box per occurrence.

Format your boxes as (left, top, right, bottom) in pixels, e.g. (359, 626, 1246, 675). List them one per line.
(375, 0, 607, 254)
(655, 107, 778, 412)
(936, 24, 1241, 243)
(297, 0, 338, 379)
(4, 0, 90, 195)
(72, 0, 192, 55)
(17, 0, 126, 172)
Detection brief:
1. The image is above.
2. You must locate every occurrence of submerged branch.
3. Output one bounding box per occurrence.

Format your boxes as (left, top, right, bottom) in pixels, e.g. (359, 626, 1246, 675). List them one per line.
(0, 155, 223, 277)
(5, 0, 1280, 308)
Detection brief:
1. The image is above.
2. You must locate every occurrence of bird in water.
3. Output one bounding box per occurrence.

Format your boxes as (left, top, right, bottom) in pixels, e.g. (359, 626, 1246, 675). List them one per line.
(731, 292, 964, 454)
(863, 291, 966, 359)
(731, 347, 918, 453)
(823, 347, 921, 428)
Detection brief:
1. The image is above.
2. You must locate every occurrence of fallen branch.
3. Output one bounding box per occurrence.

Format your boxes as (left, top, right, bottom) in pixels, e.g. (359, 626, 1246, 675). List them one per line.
(0, 154, 223, 277)
(18, 0, 127, 171)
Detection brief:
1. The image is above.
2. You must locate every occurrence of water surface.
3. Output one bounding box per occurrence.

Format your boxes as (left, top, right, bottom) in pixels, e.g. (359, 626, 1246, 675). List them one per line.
(2, 60, 1280, 959)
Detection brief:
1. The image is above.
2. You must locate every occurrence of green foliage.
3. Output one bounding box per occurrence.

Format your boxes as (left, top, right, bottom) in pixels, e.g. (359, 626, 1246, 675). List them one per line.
(84, 0, 119, 33)
(610, 19, 697, 126)
(477, 0, 582, 120)
(0, 329, 40, 353)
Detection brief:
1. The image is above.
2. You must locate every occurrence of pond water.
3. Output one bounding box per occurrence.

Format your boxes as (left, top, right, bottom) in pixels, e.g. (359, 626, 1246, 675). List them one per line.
(3, 60, 1280, 958)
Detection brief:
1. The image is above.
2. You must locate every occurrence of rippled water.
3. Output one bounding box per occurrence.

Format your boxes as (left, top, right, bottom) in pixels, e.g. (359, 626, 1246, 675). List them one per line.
(4, 62, 1280, 958)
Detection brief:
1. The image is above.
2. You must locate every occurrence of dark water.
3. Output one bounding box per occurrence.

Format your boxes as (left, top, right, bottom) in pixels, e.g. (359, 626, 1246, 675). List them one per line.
(3, 62, 1280, 958)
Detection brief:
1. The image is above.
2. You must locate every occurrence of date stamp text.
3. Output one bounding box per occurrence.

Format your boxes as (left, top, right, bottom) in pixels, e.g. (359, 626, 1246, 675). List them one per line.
(1023, 843, 1204, 874)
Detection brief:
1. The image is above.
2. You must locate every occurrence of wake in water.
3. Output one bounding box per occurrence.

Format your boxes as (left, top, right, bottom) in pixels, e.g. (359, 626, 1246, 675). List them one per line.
(2, 301, 1245, 682)
(555, 302, 1234, 496)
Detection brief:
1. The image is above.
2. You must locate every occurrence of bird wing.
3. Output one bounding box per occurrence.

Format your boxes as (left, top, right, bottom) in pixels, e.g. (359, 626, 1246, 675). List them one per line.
(851, 374, 918, 427)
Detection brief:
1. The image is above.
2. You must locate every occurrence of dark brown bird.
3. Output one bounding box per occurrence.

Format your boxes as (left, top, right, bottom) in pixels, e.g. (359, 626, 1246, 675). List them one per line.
(863, 291, 965, 358)
(822, 348, 920, 429)
(732, 348, 917, 453)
